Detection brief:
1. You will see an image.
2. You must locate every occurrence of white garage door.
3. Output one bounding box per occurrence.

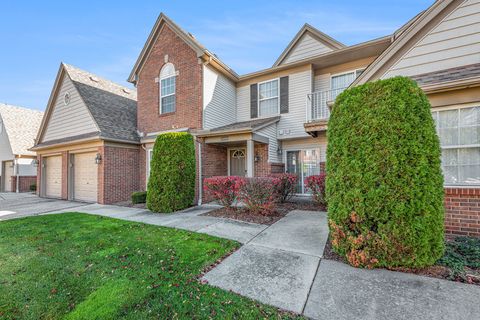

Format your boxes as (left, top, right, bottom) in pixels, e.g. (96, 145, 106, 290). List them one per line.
(74, 152, 98, 202)
(45, 156, 62, 198)
(4, 161, 14, 192)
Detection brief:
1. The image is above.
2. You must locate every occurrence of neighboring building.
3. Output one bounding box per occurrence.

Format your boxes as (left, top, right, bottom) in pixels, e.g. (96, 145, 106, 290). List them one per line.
(0, 103, 43, 193)
(31, 63, 140, 204)
(34, 0, 480, 237)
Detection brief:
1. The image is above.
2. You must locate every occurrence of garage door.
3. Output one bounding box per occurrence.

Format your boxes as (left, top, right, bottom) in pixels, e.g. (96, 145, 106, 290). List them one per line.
(73, 152, 98, 202)
(45, 156, 62, 198)
(3, 161, 14, 192)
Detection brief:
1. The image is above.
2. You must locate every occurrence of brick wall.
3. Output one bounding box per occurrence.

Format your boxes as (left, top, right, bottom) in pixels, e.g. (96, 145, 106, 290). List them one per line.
(254, 144, 285, 177)
(137, 24, 203, 135)
(444, 187, 480, 237)
(10, 176, 37, 193)
(100, 146, 141, 204)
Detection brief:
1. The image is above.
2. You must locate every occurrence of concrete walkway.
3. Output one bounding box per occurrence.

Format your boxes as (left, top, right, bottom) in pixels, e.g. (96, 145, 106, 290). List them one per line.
(203, 210, 480, 320)
(45, 203, 267, 243)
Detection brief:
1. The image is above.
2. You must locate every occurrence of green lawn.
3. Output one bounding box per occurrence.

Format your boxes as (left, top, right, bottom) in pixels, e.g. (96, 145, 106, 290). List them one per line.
(0, 213, 301, 320)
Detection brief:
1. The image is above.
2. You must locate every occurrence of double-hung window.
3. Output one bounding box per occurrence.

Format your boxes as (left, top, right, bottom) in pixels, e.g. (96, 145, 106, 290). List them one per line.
(258, 79, 279, 117)
(432, 106, 480, 186)
(159, 63, 176, 114)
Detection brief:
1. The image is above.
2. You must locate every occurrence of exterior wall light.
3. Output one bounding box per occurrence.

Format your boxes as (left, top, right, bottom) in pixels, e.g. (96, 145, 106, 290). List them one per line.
(95, 153, 102, 165)
(277, 147, 282, 156)
(254, 153, 261, 162)
(32, 159, 39, 167)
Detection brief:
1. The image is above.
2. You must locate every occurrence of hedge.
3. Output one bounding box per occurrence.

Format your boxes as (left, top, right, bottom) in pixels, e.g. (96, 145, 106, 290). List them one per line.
(326, 76, 445, 268)
(147, 132, 196, 213)
(131, 191, 147, 204)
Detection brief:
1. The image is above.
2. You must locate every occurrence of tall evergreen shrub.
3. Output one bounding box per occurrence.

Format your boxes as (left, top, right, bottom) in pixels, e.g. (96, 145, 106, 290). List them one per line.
(327, 77, 445, 268)
(147, 132, 196, 213)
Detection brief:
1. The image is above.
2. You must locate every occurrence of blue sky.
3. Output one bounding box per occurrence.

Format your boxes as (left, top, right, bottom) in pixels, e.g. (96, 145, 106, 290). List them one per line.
(0, 0, 433, 111)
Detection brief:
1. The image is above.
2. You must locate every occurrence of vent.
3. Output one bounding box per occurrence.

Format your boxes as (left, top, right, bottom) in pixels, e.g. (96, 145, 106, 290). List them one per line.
(122, 88, 131, 94)
(89, 76, 99, 82)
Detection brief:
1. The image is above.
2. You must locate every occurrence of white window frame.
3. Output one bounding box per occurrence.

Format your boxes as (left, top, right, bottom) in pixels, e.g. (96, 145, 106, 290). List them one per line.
(258, 78, 280, 117)
(330, 68, 365, 89)
(432, 103, 480, 187)
(283, 147, 322, 195)
(159, 64, 176, 114)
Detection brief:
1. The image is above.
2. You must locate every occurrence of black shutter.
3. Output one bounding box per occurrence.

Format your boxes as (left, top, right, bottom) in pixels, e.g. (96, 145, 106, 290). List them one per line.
(280, 76, 289, 114)
(250, 83, 258, 119)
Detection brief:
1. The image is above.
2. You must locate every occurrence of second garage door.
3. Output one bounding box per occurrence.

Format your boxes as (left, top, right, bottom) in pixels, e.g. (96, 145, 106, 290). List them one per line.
(45, 156, 62, 198)
(73, 152, 98, 202)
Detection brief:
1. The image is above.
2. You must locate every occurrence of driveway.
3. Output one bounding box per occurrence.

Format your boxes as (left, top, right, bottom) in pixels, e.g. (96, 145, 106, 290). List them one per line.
(0, 193, 87, 220)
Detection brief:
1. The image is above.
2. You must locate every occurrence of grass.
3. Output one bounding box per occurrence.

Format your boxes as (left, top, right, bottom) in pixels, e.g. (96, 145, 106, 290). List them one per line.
(0, 213, 302, 320)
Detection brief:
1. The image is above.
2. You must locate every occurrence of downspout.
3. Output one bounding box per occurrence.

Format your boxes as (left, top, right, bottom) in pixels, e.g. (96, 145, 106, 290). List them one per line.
(14, 157, 19, 193)
(197, 138, 202, 206)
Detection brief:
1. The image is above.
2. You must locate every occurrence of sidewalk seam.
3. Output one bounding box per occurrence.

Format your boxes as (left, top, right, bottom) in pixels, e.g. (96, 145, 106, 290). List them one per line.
(301, 258, 322, 315)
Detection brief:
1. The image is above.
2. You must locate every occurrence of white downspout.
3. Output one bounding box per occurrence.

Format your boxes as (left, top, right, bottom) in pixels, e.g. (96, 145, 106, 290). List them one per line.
(197, 138, 202, 206)
(14, 158, 19, 193)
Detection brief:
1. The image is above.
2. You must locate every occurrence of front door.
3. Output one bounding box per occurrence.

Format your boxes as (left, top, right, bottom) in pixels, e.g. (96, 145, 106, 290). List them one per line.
(230, 149, 246, 177)
(286, 149, 321, 193)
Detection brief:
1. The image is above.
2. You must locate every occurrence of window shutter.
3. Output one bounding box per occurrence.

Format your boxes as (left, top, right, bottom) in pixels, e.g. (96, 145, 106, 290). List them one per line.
(250, 83, 258, 119)
(280, 76, 289, 114)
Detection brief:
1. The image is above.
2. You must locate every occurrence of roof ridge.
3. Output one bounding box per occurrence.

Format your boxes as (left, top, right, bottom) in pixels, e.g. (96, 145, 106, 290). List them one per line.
(62, 63, 136, 100)
(0, 102, 43, 114)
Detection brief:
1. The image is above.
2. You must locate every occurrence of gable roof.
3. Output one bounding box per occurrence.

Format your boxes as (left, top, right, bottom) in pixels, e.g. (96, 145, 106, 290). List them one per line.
(352, 0, 464, 86)
(34, 63, 139, 148)
(273, 23, 345, 67)
(128, 13, 238, 84)
(0, 103, 43, 156)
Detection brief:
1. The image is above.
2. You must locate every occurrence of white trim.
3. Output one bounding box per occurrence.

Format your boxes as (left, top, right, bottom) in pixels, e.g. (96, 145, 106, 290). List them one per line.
(146, 148, 153, 188)
(159, 63, 176, 114)
(432, 103, 480, 187)
(283, 147, 322, 194)
(257, 78, 280, 117)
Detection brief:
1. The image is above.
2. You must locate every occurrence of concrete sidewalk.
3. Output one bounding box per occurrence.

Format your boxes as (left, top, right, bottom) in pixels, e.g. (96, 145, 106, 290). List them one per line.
(45, 203, 267, 243)
(203, 210, 480, 320)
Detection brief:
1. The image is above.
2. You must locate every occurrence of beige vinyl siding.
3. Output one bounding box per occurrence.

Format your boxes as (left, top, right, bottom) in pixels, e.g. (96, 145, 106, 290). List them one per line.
(282, 33, 333, 65)
(236, 68, 313, 138)
(281, 135, 328, 162)
(42, 76, 98, 142)
(0, 118, 13, 176)
(383, 0, 480, 78)
(236, 85, 250, 122)
(314, 73, 331, 92)
(277, 69, 313, 139)
(203, 65, 237, 129)
(257, 123, 280, 163)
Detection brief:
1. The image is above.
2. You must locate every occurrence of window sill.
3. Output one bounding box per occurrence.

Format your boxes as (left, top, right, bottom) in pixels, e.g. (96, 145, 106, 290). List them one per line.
(158, 111, 176, 117)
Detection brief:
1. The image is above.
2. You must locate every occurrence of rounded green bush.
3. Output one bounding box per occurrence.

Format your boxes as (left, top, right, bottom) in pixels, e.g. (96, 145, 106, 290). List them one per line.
(326, 76, 445, 268)
(147, 132, 195, 213)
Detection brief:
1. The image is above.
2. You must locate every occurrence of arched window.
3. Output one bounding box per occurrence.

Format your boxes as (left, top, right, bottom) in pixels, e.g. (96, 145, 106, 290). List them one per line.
(159, 63, 176, 114)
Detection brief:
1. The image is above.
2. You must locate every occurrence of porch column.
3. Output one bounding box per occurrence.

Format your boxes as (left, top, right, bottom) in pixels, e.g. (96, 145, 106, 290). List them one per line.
(246, 139, 254, 177)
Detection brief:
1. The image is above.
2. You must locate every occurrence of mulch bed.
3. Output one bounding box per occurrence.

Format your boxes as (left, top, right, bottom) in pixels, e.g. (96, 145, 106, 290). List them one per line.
(202, 200, 326, 225)
(112, 200, 147, 209)
(323, 236, 480, 286)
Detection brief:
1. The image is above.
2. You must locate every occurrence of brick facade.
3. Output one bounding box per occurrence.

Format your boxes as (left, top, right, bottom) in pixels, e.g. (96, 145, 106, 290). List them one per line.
(10, 176, 37, 193)
(254, 144, 285, 176)
(444, 187, 480, 237)
(136, 25, 203, 135)
(99, 146, 142, 204)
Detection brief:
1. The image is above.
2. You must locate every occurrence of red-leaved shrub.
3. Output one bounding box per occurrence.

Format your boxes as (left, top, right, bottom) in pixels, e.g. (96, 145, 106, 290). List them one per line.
(269, 173, 298, 203)
(305, 173, 327, 206)
(203, 176, 245, 207)
(238, 177, 281, 215)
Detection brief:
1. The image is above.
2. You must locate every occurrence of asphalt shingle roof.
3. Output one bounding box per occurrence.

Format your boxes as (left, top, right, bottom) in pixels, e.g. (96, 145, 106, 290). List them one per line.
(64, 64, 139, 143)
(411, 63, 480, 86)
(0, 103, 43, 156)
(209, 116, 281, 132)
